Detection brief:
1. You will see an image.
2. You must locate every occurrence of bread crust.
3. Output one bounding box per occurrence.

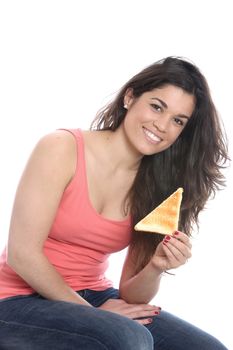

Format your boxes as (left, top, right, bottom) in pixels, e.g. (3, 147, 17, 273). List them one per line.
(134, 188, 183, 235)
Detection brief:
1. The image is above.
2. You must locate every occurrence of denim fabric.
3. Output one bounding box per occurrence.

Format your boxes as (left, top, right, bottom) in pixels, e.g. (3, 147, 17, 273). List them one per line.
(77, 287, 120, 307)
(0, 288, 228, 349)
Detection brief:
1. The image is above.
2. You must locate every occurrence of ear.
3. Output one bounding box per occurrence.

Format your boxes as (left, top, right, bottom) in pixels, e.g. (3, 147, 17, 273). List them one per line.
(124, 88, 134, 108)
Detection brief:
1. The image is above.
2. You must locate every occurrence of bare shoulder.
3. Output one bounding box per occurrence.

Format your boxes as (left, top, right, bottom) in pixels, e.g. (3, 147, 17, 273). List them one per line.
(36, 129, 77, 153)
(25, 130, 78, 187)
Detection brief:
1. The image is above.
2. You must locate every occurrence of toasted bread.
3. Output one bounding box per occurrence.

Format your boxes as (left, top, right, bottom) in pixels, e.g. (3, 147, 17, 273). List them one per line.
(134, 188, 183, 235)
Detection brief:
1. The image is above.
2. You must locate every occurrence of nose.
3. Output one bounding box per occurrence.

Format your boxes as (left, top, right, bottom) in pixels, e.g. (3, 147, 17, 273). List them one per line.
(153, 118, 168, 133)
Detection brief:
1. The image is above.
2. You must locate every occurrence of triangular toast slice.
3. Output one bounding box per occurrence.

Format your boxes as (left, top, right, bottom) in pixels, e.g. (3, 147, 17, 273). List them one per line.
(134, 188, 183, 235)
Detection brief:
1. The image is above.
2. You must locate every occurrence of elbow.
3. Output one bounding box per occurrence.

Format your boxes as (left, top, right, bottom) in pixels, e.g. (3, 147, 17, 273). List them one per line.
(7, 245, 22, 270)
(6, 244, 32, 272)
(7, 243, 43, 273)
(119, 285, 139, 304)
(6, 243, 15, 267)
(119, 284, 129, 302)
(119, 284, 157, 304)
(120, 295, 137, 304)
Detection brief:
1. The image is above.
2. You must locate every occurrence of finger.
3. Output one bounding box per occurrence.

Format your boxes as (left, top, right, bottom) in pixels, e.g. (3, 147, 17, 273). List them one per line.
(165, 236, 192, 259)
(124, 306, 161, 320)
(122, 303, 161, 312)
(162, 240, 182, 263)
(138, 304, 161, 312)
(135, 318, 154, 325)
(172, 231, 192, 248)
(163, 239, 190, 265)
(111, 299, 127, 305)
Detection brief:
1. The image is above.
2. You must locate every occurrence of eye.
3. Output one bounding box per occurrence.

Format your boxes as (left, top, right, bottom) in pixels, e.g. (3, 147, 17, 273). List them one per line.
(173, 117, 184, 126)
(151, 104, 162, 112)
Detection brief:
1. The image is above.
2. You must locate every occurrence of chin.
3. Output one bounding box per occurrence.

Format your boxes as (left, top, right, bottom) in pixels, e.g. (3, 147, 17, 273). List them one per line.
(139, 148, 161, 156)
(142, 145, 171, 156)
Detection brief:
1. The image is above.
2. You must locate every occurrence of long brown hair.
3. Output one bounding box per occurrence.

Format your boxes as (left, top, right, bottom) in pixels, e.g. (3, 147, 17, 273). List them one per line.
(91, 57, 229, 273)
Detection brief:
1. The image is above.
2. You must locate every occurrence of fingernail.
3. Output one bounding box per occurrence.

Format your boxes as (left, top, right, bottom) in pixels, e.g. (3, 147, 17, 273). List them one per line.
(174, 231, 179, 235)
(165, 235, 171, 240)
(154, 311, 159, 315)
(148, 318, 153, 323)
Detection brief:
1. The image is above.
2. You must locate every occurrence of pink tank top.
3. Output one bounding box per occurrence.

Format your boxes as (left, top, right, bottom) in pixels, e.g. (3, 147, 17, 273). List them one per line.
(0, 129, 132, 299)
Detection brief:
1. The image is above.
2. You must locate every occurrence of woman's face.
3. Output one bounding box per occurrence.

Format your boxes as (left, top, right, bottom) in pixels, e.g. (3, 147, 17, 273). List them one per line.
(122, 84, 195, 156)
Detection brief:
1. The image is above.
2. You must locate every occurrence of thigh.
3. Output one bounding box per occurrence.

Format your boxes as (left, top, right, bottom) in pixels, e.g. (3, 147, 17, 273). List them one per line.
(80, 287, 120, 307)
(0, 294, 153, 350)
(0, 320, 108, 350)
(145, 310, 228, 350)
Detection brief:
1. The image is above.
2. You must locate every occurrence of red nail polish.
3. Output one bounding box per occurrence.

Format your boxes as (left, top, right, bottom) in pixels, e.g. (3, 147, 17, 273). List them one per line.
(174, 231, 179, 235)
(165, 235, 171, 240)
(148, 318, 153, 323)
(154, 311, 159, 315)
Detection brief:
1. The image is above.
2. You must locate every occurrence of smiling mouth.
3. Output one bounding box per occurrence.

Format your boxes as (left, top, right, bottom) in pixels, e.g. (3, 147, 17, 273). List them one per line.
(143, 127, 162, 143)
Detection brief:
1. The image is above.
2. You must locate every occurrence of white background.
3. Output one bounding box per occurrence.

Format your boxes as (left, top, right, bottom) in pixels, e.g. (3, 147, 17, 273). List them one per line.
(0, 1, 232, 348)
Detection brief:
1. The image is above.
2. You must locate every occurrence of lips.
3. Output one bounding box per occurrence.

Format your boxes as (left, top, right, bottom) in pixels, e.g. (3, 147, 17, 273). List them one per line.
(143, 127, 162, 143)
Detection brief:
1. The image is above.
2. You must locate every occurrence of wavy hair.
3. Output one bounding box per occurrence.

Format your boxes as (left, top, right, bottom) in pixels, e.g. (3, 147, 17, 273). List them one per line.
(91, 57, 229, 273)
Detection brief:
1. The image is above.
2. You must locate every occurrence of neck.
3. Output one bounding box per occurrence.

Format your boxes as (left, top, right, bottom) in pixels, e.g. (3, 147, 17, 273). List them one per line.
(99, 128, 143, 172)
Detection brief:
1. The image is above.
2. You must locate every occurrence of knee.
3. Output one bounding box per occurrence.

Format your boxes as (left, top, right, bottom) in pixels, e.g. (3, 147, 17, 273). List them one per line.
(118, 318, 153, 349)
(45, 302, 153, 349)
(91, 310, 153, 350)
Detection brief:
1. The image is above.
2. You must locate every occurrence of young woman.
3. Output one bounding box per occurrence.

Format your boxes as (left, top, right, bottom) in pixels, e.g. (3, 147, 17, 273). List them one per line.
(0, 57, 229, 349)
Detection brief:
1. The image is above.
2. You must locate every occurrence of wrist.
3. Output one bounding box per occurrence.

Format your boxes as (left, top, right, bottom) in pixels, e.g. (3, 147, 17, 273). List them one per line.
(148, 259, 165, 276)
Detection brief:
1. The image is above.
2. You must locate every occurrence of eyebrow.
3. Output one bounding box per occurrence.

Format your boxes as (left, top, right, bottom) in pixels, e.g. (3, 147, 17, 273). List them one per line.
(151, 97, 191, 120)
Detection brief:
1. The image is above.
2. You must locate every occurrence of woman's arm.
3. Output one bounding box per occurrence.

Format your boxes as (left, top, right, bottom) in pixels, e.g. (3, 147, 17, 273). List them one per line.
(7, 130, 90, 306)
(119, 232, 192, 304)
(119, 248, 163, 304)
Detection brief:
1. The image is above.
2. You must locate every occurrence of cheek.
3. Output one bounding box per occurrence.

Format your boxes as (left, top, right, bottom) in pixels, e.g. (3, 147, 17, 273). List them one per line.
(123, 114, 133, 132)
(123, 111, 140, 131)
(122, 114, 139, 141)
(162, 129, 183, 150)
(170, 128, 183, 142)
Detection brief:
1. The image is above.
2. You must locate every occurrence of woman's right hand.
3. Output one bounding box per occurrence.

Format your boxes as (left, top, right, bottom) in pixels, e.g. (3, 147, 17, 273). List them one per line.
(98, 298, 161, 325)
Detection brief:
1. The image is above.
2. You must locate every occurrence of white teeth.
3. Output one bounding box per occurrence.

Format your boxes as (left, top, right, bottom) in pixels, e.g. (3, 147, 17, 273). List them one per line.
(144, 128, 162, 142)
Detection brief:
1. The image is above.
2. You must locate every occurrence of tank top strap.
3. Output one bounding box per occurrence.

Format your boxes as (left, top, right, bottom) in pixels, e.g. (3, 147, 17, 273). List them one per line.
(58, 128, 86, 185)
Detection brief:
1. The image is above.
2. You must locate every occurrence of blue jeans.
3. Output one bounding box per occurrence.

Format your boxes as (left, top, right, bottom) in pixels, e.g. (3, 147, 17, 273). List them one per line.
(0, 288, 228, 349)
